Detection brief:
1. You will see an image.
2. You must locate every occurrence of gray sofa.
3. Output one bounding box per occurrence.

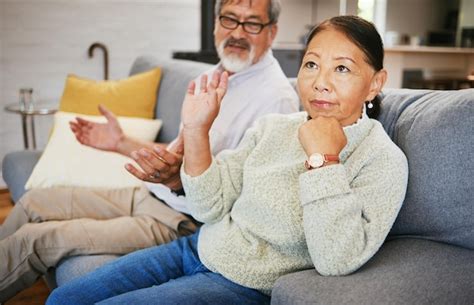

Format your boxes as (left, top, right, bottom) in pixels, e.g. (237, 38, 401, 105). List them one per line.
(3, 56, 474, 304)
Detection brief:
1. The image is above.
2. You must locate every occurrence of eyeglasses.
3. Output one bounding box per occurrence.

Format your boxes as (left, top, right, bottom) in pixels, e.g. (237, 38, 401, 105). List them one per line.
(218, 15, 272, 34)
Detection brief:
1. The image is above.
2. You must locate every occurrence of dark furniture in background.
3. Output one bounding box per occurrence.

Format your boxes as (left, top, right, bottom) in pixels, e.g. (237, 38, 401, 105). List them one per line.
(172, 0, 219, 64)
(461, 27, 474, 48)
(402, 69, 474, 90)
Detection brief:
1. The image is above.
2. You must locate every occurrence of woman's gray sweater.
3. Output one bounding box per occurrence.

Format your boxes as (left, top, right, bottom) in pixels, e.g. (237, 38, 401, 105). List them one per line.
(182, 111, 408, 292)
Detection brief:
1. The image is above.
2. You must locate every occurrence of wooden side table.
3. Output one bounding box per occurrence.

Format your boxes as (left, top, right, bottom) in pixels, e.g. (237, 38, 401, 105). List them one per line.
(4, 103, 58, 150)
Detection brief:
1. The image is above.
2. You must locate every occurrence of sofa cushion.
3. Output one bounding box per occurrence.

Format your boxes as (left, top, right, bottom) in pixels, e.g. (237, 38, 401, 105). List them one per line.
(25, 112, 162, 190)
(271, 239, 474, 305)
(377, 88, 430, 139)
(2, 150, 42, 202)
(129, 56, 212, 143)
(59, 68, 161, 119)
(379, 89, 474, 249)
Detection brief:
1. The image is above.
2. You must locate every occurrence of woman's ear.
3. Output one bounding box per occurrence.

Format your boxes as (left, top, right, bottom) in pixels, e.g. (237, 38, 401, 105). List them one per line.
(366, 69, 387, 101)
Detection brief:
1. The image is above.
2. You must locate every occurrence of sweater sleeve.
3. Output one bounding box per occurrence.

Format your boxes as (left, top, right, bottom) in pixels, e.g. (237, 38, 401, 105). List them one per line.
(299, 143, 408, 276)
(181, 122, 262, 224)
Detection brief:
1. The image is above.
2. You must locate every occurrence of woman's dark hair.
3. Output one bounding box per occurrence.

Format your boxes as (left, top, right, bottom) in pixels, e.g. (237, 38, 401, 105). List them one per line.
(305, 15, 384, 119)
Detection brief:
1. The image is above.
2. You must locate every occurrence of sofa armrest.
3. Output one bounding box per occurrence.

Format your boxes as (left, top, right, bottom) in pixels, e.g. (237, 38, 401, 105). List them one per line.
(271, 239, 474, 305)
(2, 150, 42, 203)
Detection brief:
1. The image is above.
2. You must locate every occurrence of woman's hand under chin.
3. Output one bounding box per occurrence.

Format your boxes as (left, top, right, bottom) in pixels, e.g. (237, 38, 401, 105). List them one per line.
(298, 116, 347, 157)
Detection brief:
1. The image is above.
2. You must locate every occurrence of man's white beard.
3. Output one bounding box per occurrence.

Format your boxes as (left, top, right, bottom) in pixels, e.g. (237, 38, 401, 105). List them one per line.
(217, 39, 255, 73)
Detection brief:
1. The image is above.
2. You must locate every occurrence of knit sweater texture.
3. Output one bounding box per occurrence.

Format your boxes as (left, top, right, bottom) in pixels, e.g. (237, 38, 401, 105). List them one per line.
(181, 111, 408, 293)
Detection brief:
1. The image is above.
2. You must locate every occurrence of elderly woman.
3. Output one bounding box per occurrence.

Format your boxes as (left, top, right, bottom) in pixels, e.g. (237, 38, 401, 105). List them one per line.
(47, 15, 408, 305)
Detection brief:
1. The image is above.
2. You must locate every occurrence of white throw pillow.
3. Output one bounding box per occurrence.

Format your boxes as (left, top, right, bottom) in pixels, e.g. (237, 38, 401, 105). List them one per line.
(25, 111, 162, 189)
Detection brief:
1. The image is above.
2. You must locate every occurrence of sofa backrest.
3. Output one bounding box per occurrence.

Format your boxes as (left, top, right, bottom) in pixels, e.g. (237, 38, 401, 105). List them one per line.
(378, 88, 474, 250)
(129, 56, 212, 143)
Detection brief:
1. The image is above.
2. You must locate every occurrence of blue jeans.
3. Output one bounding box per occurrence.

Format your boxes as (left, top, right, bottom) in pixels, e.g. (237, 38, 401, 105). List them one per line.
(46, 232, 270, 305)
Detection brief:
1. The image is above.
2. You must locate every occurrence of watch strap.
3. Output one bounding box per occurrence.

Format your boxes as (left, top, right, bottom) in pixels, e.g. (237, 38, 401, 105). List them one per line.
(324, 154, 340, 162)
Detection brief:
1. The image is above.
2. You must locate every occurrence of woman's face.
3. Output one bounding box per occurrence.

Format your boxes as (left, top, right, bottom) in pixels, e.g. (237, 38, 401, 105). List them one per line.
(297, 27, 386, 126)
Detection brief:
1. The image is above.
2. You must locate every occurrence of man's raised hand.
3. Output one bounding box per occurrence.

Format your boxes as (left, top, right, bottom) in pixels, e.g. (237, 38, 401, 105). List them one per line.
(69, 105, 124, 152)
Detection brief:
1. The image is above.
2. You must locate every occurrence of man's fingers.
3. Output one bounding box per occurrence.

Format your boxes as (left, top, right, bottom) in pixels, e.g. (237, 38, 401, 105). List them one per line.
(98, 104, 112, 117)
(99, 105, 118, 123)
(69, 121, 78, 132)
(132, 148, 173, 180)
(131, 150, 157, 175)
(75, 117, 92, 127)
(125, 163, 163, 183)
(152, 146, 182, 167)
(70, 121, 85, 133)
(70, 122, 88, 144)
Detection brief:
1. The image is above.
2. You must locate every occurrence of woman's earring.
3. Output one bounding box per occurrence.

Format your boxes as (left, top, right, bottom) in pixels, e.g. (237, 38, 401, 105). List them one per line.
(367, 101, 374, 109)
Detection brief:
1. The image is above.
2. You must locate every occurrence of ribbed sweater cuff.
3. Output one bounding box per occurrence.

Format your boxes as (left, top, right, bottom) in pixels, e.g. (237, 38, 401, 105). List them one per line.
(181, 159, 221, 202)
(299, 164, 351, 206)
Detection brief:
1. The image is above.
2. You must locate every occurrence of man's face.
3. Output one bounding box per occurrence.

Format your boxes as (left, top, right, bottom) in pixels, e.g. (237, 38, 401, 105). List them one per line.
(214, 0, 278, 73)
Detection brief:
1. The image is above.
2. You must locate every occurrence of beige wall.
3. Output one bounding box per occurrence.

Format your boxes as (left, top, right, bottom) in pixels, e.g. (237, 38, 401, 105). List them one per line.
(0, 0, 200, 185)
(312, 0, 357, 24)
(276, 0, 359, 46)
(276, 0, 313, 45)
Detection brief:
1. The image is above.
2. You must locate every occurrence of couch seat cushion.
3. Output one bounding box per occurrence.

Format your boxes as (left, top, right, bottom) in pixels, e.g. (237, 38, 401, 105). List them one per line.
(271, 239, 474, 305)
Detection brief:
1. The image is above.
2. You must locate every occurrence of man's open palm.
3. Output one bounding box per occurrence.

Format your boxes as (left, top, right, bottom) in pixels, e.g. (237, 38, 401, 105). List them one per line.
(69, 105, 124, 152)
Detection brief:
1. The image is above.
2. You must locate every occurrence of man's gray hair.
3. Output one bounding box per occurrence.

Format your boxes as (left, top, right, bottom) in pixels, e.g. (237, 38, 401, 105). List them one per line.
(215, 0, 282, 23)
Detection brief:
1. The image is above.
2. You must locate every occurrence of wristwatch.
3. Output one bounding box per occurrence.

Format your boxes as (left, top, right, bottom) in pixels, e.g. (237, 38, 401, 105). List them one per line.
(304, 153, 340, 169)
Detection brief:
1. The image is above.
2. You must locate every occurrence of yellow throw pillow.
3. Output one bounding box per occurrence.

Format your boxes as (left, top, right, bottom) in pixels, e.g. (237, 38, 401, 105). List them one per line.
(59, 67, 161, 119)
(25, 111, 163, 189)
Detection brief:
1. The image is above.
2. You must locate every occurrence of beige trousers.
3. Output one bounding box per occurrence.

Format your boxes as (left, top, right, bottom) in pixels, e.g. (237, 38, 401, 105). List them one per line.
(0, 186, 197, 302)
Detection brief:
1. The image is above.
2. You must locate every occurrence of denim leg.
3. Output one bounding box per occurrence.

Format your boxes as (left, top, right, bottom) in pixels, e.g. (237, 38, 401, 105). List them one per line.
(97, 272, 270, 305)
(47, 232, 203, 305)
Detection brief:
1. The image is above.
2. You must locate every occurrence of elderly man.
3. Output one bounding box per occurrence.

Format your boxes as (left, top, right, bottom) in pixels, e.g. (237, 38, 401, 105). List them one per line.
(0, 0, 298, 301)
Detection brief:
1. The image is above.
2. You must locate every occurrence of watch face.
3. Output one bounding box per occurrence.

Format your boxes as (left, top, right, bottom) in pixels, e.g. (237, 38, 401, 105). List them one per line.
(309, 153, 324, 168)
